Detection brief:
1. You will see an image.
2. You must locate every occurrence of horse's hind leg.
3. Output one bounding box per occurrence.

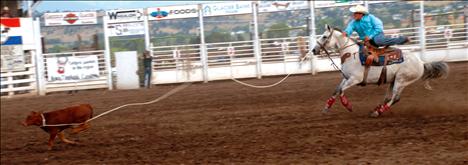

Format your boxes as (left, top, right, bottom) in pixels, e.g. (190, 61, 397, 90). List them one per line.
(383, 81, 395, 103)
(370, 81, 406, 117)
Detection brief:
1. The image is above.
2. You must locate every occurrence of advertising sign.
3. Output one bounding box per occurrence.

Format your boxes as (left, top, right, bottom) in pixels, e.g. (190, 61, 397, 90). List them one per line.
(258, 1, 308, 13)
(202, 1, 252, 17)
(106, 9, 144, 23)
(148, 5, 198, 20)
(107, 22, 145, 37)
(44, 12, 98, 26)
(315, 1, 363, 8)
(0, 45, 24, 71)
(46, 55, 100, 82)
(1, 18, 25, 71)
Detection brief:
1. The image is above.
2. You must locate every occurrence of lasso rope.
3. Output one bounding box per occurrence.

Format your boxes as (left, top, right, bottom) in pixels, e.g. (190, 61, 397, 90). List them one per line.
(40, 83, 191, 127)
(230, 56, 309, 89)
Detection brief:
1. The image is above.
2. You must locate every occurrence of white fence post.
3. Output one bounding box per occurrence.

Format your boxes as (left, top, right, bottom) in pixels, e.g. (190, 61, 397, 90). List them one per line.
(103, 16, 114, 90)
(33, 18, 46, 95)
(198, 4, 209, 83)
(419, 1, 426, 61)
(309, 0, 317, 75)
(143, 15, 151, 51)
(252, 1, 262, 79)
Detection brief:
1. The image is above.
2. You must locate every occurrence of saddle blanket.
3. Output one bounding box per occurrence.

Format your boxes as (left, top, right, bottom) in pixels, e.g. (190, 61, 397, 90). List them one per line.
(359, 44, 404, 66)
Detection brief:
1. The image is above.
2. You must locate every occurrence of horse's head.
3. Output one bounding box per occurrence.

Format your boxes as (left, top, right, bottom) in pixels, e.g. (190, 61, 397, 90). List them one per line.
(312, 24, 343, 55)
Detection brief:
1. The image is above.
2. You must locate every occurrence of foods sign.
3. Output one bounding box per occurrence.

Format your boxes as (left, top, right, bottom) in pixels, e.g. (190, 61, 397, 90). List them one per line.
(44, 12, 98, 26)
(147, 5, 199, 20)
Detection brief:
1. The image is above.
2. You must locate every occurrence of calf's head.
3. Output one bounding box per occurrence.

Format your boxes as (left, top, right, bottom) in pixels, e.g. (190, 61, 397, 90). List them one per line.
(22, 111, 43, 126)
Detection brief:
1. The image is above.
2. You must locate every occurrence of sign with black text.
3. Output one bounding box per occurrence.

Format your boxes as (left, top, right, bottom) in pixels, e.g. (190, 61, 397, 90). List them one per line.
(106, 9, 144, 23)
(0, 45, 25, 71)
(107, 22, 145, 36)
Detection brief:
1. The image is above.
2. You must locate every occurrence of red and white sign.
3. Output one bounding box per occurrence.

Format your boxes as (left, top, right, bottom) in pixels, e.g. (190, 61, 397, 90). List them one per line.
(1, 18, 23, 45)
(44, 12, 98, 26)
(1, 18, 28, 71)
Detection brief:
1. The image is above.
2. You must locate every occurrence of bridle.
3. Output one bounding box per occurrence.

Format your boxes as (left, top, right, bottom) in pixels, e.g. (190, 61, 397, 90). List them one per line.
(315, 28, 357, 79)
(316, 28, 357, 55)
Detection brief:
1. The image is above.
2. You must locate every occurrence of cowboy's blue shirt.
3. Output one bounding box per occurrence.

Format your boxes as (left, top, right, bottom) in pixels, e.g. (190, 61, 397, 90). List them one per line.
(344, 14, 384, 40)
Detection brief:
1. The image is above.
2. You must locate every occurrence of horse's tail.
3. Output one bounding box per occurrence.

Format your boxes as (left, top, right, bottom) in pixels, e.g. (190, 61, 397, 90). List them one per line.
(421, 61, 449, 90)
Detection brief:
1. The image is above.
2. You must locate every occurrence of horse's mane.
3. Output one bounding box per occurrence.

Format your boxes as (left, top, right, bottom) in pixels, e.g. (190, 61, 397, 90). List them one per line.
(332, 27, 358, 44)
(332, 27, 343, 33)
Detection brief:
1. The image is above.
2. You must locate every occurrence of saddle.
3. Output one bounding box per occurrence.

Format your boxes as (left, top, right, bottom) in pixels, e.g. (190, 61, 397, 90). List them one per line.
(358, 41, 404, 86)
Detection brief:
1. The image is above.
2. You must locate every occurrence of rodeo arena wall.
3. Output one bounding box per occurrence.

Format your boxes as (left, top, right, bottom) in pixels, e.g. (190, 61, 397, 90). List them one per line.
(1, 1, 467, 98)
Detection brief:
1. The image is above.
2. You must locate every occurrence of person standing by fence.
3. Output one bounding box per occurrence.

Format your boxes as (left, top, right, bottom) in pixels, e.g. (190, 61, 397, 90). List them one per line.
(143, 50, 153, 88)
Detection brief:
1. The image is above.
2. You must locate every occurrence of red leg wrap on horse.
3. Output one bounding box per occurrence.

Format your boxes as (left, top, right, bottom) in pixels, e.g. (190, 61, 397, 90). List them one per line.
(376, 104, 390, 113)
(325, 97, 336, 109)
(340, 95, 353, 112)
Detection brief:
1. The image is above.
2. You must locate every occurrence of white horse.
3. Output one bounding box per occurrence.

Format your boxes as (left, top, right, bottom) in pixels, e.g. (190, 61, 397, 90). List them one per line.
(312, 24, 449, 117)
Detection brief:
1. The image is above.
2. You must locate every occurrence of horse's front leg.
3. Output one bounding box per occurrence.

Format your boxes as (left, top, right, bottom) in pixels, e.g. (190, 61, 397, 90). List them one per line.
(323, 78, 360, 113)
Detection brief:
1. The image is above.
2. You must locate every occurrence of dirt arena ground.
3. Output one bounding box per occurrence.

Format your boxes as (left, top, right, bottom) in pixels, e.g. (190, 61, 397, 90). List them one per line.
(1, 62, 467, 164)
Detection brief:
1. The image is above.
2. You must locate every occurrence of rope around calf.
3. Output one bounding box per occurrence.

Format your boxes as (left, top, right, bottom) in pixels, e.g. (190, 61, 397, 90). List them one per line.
(40, 83, 192, 127)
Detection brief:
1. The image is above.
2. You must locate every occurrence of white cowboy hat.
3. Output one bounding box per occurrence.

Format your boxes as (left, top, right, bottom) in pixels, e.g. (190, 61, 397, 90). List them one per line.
(349, 5, 368, 14)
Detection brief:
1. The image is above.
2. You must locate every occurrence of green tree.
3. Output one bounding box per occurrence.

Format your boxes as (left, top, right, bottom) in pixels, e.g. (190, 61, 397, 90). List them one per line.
(265, 22, 291, 39)
(205, 31, 232, 43)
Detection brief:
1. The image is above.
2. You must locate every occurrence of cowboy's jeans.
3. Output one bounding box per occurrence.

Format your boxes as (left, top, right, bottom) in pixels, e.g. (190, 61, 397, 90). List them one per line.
(371, 32, 407, 47)
(144, 67, 152, 88)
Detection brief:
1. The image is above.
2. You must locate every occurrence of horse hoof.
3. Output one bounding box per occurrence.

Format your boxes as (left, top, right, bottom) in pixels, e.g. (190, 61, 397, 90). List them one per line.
(345, 106, 353, 112)
(369, 111, 380, 118)
(322, 108, 331, 114)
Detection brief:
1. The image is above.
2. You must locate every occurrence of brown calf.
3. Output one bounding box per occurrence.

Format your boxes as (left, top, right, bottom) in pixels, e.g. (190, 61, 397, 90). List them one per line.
(22, 104, 93, 150)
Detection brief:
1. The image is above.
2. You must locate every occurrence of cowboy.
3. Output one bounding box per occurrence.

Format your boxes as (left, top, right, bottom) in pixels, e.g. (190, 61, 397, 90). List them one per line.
(342, 5, 409, 47)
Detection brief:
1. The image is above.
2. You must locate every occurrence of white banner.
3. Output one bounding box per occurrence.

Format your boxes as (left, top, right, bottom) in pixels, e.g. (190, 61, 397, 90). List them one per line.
(315, 1, 363, 8)
(258, 1, 308, 13)
(0, 45, 24, 71)
(202, 1, 252, 17)
(148, 5, 198, 20)
(44, 12, 98, 26)
(46, 55, 100, 82)
(107, 22, 145, 37)
(106, 9, 144, 23)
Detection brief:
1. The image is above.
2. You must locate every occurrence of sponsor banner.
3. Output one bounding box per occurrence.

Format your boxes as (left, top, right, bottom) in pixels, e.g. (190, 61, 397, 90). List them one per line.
(46, 55, 100, 82)
(106, 9, 144, 23)
(202, 1, 252, 17)
(0, 45, 25, 71)
(148, 5, 198, 20)
(1, 18, 22, 45)
(44, 12, 98, 26)
(315, 1, 363, 8)
(107, 22, 145, 37)
(258, 1, 308, 13)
